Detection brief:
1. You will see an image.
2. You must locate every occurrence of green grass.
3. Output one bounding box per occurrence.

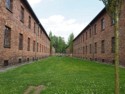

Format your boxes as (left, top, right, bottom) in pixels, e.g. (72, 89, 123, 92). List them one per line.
(0, 56, 125, 94)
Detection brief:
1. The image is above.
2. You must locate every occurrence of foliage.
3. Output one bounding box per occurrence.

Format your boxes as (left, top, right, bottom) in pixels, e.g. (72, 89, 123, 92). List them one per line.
(49, 32, 67, 53)
(0, 57, 125, 94)
(67, 33, 74, 53)
(101, 0, 124, 18)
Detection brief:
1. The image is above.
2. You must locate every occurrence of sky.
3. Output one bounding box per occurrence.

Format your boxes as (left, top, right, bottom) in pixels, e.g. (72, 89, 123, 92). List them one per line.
(27, 0, 104, 42)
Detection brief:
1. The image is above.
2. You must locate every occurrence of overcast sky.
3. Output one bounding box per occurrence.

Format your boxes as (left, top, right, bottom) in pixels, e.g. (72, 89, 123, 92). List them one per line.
(27, 0, 104, 42)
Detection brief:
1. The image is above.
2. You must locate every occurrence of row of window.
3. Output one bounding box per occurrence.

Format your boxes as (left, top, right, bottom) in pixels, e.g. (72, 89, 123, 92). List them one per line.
(4, 26, 49, 53)
(74, 17, 115, 45)
(74, 38, 115, 54)
(3, 56, 47, 66)
(6, 0, 45, 39)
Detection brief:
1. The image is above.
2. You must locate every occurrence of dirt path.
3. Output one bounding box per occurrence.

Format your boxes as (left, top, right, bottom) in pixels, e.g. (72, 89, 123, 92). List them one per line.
(24, 85, 45, 94)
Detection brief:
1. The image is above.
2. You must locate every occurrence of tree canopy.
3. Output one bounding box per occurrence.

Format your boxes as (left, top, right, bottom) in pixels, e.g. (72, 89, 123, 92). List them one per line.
(49, 32, 67, 53)
(101, 0, 124, 18)
(67, 33, 74, 53)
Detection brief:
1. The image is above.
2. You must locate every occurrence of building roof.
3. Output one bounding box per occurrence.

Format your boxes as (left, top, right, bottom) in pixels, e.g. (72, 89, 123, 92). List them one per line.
(21, 0, 50, 41)
(73, 8, 106, 42)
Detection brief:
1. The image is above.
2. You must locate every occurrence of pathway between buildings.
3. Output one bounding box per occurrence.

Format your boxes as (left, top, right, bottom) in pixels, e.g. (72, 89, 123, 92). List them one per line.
(0, 61, 35, 72)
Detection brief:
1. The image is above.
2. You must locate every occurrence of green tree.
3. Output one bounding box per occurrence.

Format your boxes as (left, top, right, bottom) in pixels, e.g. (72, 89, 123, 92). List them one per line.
(67, 33, 74, 54)
(100, 0, 124, 94)
(49, 33, 67, 53)
(52, 35, 58, 52)
(57, 37, 67, 53)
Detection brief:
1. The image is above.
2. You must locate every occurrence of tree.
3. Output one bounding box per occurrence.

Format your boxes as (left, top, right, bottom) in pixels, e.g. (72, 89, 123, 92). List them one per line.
(67, 33, 74, 54)
(100, 0, 124, 94)
(58, 37, 66, 53)
(49, 32, 67, 53)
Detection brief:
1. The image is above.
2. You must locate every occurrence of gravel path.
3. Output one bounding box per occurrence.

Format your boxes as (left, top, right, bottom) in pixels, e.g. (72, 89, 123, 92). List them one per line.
(0, 61, 34, 72)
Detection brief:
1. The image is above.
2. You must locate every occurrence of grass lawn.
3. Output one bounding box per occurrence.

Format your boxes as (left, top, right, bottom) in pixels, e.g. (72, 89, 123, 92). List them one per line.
(0, 56, 125, 94)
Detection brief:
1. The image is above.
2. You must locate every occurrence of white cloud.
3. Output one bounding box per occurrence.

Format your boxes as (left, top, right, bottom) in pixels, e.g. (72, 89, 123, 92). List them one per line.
(40, 15, 87, 42)
(27, 0, 42, 5)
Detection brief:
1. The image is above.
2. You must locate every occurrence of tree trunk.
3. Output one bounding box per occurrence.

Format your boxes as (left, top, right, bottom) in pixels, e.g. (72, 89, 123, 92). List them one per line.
(114, 7, 120, 94)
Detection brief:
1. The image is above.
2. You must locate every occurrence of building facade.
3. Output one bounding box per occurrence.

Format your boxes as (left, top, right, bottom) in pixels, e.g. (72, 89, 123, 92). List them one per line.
(73, 7, 125, 66)
(0, 0, 50, 67)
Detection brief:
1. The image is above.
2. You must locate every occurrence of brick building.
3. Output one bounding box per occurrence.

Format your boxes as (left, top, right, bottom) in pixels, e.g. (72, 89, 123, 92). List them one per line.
(73, 7, 125, 65)
(0, 0, 50, 67)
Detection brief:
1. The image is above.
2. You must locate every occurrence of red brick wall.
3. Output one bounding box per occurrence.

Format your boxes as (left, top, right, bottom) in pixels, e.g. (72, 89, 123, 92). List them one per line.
(0, 0, 50, 67)
(73, 6, 125, 66)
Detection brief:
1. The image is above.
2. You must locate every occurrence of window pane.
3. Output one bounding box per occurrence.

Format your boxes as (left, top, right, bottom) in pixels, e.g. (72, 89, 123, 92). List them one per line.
(29, 16, 31, 28)
(20, 6, 24, 22)
(19, 34, 23, 50)
(6, 0, 10, 9)
(101, 18, 105, 30)
(33, 41, 35, 52)
(6, 0, 12, 11)
(101, 40, 105, 53)
(27, 38, 30, 51)
(4, 26, 11, 48)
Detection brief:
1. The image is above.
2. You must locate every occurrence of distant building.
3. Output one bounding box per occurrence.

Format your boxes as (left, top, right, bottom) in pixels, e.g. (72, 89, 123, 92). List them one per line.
(0, 0, 50, 67)
(73, 7, 125, 66)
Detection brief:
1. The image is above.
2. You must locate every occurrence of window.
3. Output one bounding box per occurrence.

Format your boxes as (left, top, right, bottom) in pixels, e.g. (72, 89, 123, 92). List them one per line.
(4, 60, 9, 66)
(20, 6, 24, 22)
(18, 59, 22, 63)
(111, 37, 115, 53)
(28, 16, 31, 28)
(101, 40, 105, 53)
(86, 32, 87, 40)
(34, 22, 36, 33)
(95, 58, 97, 61)
(37, 43, 39, 52)
(102, 59, 105, 62)
(33, 40, 35, 52)
(90, 44, 92, 54)
(19, 33, 23, 50)
(27, 58, 29, 62)
(94, 24, 97, 35)
(89, 29, 91, 38)
(112, 60, 115, 64)
(83, 47, 84, 54)
(6, 0, 13, 11)
(38, 26, 39, 36)
(101, 18, 105, 30)
(40, 44, 41, 52)
(86, 46, 87, 54)
(27, 38, 30, 51)
(95, 42, 97, 53)
(4, 26, 11, 48)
